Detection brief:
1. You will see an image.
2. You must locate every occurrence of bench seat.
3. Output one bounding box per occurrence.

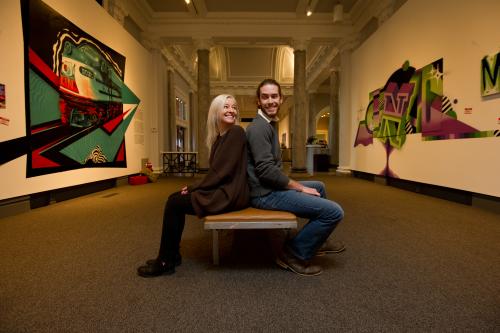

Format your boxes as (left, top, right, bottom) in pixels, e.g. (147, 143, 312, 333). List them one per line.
(204, 207, 297, 265)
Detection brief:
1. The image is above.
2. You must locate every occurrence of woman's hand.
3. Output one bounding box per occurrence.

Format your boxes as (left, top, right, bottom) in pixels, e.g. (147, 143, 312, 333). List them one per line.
(181, 186, 189, 195)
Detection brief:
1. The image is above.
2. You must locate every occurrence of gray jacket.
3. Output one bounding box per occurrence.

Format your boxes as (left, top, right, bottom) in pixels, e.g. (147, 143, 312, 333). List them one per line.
(246, 114, 289, 197)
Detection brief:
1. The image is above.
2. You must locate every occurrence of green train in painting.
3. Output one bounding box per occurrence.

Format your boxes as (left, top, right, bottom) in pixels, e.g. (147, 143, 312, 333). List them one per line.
(58, 41, 123, 127)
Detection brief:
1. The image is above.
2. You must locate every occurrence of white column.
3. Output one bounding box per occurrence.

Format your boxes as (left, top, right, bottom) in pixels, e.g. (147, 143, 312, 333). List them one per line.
(307, 91, 316, 140)
(291, 39, 309, 173)
(337, 49, 352, 175)
(329, 69, 340, 166)
(195, 39, 212, 172)
(149, 47, 169, 171)
(189, 90, 198, 153)
(166, 66, 177, 151)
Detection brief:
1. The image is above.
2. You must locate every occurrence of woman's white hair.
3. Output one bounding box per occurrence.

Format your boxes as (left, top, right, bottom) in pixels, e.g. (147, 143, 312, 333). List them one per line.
(205, 94, 239, 152)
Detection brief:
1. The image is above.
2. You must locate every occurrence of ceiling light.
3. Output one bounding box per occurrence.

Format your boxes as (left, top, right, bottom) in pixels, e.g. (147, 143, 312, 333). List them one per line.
(185, 0, 190, 4)
(306, 9, 312, 16)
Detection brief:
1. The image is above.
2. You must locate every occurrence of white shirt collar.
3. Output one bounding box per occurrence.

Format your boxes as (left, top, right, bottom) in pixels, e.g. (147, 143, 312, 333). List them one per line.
(258, 109, 279, 123)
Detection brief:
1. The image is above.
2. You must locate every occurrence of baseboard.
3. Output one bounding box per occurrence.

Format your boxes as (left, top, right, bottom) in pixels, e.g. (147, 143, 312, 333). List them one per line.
(116, 176, 130, 187)
(352, 171, 500, 213)
(472, 193, 500, 214)
(352, 171, 374, 181)
(0, 196, 31, 219)
(387, 177, 471, 205)
(0, 178, 119, 218)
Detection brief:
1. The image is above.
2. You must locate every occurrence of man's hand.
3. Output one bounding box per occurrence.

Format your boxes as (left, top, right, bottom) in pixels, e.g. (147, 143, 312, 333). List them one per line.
(287, 179, 320, 196)
(301, 186, 320, 196)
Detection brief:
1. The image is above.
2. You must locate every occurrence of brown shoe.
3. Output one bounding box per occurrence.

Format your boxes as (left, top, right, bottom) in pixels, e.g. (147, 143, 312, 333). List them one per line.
(275, 248, 322, 276)
(316, 239, 346, 256)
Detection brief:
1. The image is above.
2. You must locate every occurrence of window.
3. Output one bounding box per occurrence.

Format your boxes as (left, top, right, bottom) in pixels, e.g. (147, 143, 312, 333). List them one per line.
(176, 126, 186, 152)
(176, 97, 187, 121)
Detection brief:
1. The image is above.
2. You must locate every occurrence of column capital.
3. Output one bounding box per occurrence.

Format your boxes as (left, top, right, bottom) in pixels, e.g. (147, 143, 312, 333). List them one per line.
(291, 39, 310, 52)
(194, 38, 213, 51)
(165, 64, 175, 73)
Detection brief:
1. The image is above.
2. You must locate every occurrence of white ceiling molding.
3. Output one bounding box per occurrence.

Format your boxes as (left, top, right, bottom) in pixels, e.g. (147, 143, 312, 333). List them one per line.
(306, 46, 340, 92)
(211, 81, 294, 96)
(350, 0, 396, 32)
(377, 0, 397, 25)
(161, 47, 197, 91)
(146, 19, 354, 41)
(125, 0, 153, 29)
(107, 0, 407, 99)
(295, 0, 309, 18)
(192, 0, 208, 17)
(171, 45, 196, 78)
(308, 45, 329, 67)
(106, 0, 128, 25)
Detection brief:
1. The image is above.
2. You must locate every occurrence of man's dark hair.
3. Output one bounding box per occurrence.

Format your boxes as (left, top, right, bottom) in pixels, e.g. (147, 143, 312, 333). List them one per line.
(256, 78, 282, 98)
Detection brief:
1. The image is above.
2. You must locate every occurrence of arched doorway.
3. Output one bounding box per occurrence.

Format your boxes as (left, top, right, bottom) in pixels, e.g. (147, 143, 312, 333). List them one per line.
(315, 107, 330, 146)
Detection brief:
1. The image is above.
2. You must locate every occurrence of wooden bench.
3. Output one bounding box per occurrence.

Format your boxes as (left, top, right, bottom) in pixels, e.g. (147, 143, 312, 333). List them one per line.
(204, 207, 297, 265)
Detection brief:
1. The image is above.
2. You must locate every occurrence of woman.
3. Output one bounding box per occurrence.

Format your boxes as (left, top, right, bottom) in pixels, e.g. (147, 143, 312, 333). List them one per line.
(137, 94, 249, 277)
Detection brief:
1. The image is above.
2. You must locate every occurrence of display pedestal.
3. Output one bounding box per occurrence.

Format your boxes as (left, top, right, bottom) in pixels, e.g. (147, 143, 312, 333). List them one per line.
(306, 145, 330, 175)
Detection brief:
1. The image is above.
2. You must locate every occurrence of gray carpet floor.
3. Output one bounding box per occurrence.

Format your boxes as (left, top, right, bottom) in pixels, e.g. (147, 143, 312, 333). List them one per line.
(0, 174, 499, 332)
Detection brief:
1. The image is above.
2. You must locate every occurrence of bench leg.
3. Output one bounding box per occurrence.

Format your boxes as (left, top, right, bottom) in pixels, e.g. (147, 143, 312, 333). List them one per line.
(212, 230, 219, 265)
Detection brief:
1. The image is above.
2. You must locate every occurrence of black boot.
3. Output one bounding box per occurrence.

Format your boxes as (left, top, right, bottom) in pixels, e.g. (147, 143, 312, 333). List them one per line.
(137, 260, 175, 278)
(145, 253, 182, 267)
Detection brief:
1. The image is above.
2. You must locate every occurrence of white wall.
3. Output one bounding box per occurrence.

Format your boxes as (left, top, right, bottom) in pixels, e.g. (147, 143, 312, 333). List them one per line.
(349, 0, 500, 197)
(0, 0, 155, 200)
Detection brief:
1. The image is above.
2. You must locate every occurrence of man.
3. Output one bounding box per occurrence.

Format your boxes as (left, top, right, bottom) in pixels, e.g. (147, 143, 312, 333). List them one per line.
(246, 78, 345, 276)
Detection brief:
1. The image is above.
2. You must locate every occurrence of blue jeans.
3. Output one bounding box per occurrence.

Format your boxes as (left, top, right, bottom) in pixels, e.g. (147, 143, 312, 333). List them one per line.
(251, 181, 344, 261)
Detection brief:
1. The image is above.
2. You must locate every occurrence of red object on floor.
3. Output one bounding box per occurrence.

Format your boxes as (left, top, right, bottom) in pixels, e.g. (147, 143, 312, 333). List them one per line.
(128, 175, 148, 185)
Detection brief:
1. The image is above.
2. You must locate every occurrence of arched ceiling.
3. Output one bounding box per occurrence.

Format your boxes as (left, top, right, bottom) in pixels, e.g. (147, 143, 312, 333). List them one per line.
(114, 0, 407, 117)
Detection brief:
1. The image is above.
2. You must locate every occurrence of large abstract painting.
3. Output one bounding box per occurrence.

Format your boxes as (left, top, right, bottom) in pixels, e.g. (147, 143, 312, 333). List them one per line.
(354, 59, 499, 177)
(0, 0, 140, 176)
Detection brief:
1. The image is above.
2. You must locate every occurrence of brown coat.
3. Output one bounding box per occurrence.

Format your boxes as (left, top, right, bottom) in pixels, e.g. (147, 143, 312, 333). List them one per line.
(189, 125, 250, 217)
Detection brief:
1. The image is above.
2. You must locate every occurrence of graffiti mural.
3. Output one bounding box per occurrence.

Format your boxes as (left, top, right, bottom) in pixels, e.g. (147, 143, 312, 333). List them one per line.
(0, 0, 140, 176)
(481, 51, 500, 97)
(354, 59, 498, 177)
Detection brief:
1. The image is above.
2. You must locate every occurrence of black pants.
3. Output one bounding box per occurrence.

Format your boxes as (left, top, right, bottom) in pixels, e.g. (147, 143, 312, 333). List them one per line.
(158, 191, 196, 262)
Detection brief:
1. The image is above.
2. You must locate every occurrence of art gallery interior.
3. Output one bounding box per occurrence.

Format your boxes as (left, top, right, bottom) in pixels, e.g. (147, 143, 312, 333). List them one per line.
(0, 0, 499, 331)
